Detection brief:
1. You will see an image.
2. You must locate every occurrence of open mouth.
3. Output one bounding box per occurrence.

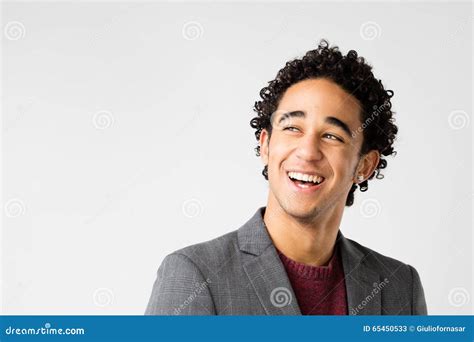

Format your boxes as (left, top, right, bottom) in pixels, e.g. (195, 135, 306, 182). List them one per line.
(287, 171, 325, 189)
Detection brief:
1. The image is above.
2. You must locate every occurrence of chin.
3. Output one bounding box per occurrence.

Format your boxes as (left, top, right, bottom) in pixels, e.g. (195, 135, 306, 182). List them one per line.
(281, 201, 323, 221)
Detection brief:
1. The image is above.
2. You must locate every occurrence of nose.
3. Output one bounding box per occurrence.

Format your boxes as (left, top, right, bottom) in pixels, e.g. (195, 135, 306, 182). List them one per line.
(295, 133, 323, 162)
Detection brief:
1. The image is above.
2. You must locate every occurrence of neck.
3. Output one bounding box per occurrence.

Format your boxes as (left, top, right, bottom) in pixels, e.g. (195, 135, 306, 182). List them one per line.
(263, 193, 344, 266)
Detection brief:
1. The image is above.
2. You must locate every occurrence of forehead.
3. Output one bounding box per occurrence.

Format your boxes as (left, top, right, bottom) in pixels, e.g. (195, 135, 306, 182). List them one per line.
(278, 78, 362, 124)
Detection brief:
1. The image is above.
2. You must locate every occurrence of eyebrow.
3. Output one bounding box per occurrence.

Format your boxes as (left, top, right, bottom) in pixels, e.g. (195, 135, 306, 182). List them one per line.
(277, 110, 353, 138)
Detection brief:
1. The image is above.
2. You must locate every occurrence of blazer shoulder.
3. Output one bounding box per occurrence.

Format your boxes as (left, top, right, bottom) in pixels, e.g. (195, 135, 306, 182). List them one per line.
(344, 236, 415, 278)
(343, 236, 427, 314)
(145, 231, 239, 315)
(171, 229, 240, 270)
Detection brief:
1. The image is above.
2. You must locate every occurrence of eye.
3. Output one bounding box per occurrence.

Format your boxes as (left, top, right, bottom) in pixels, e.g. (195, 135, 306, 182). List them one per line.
(323, 133, 343, 142)
(283, 126, 300, 132)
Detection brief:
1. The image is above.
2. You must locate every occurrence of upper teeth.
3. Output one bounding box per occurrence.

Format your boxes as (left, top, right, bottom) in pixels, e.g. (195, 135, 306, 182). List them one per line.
(288, 172, 324, 184)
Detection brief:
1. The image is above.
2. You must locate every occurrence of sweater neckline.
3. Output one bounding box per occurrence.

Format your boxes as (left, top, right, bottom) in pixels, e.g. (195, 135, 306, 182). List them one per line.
(276, 244, 339, 280)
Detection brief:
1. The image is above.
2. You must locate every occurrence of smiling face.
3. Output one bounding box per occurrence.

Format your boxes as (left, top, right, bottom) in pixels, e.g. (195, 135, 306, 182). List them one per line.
(259, 77, 379, 223)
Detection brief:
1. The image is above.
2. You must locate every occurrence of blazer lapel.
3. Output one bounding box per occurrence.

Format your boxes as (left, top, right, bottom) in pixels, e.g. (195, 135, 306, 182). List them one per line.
(237, 207, 384, 315)
(238, 207, 301, 315)
(338, 231, 382, 315)
(243, 246, 301, 315)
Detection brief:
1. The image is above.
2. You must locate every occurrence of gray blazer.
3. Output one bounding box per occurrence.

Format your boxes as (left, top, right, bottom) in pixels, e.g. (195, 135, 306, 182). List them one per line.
(145, 207, 427, 315)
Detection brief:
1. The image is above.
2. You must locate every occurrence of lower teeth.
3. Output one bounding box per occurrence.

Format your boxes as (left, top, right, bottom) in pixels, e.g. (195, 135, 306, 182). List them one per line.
(293, 179, 319, 187)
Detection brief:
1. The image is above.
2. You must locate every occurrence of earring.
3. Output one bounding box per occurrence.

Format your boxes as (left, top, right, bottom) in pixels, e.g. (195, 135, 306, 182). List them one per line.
(357, 175, 364, 183)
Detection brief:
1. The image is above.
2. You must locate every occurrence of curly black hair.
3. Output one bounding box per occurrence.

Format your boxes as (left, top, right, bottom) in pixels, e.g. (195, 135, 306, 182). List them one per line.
(250, 39, 398, 206)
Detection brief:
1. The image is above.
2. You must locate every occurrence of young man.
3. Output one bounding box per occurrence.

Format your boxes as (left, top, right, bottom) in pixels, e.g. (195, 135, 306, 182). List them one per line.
(145, 40, 427, 315)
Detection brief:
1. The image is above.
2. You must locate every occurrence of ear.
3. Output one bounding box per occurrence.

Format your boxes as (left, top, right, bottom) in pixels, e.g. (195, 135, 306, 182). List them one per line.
(259, 128, 270, 165)
(354, 150, 380, 183)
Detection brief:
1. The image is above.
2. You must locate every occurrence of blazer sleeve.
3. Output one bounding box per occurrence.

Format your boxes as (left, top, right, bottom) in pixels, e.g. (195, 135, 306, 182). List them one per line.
(145, 253, 216, 315)
(408, 264, 428, 315)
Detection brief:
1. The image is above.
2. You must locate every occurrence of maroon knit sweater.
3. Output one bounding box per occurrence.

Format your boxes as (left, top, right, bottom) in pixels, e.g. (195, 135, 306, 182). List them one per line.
(276, 243, 348, 315)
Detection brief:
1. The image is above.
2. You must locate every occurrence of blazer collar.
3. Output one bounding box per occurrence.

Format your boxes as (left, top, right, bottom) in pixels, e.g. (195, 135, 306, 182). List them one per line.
(237, 206, 382, 315)
(237, 207, 273, 256)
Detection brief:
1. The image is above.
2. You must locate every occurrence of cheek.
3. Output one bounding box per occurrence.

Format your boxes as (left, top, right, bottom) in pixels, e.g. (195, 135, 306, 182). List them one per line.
(268, 136, 292, 163)
(327, 152, 357, 179)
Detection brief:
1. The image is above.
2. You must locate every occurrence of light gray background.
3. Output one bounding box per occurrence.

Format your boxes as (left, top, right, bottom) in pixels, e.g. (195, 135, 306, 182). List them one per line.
(1, 1, 472, 315)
